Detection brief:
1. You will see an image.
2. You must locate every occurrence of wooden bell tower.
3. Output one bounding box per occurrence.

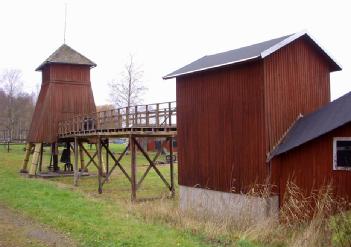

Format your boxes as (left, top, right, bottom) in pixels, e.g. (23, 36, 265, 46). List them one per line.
(21, 44, 97, 175)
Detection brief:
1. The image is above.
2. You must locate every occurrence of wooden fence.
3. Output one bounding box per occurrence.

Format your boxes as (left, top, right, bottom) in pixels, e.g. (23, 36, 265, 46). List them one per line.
(0, 129, 28, 143)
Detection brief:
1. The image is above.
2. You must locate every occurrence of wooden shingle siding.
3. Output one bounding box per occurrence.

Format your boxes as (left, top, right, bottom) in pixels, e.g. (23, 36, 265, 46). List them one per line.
(27, 64, 96, 143)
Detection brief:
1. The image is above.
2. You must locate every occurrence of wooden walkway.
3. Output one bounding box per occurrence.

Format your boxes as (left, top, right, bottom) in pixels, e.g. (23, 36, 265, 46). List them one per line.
(56, 101, 177, 201)
(58, 101, 177, 139)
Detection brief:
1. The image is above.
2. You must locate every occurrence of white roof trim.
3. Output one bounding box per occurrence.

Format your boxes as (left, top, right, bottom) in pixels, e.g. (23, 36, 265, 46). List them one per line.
(261, 30, 342, 70)
(260, 31, 307, 58)
(163, 55, 260, 79)
(164, 30, 342, 80)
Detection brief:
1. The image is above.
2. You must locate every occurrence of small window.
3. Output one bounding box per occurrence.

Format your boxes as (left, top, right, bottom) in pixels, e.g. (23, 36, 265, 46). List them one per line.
(333, 137, 351, 170)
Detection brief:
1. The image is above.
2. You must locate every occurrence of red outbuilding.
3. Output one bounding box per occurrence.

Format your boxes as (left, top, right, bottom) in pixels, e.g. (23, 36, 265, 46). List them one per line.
(164, 31, 346, 218)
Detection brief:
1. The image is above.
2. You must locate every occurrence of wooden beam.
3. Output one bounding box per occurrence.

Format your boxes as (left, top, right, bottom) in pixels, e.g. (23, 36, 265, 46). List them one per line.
(78, 143, 86, 172)
(80, 144, 99, 170)
(101, 143, 131, 185)
(136, 148, 162, 189)
(134, 137, 171, 190)
(96, 143, 107, 176)
(97, 138, 103, 194)
(169, 137, 175, 197)
(105, 139, 109, 174)
(130, 136, 137, 201)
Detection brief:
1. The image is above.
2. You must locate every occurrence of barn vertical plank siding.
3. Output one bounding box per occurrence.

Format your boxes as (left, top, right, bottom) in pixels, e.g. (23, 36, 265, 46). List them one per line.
(278, 123, 351, 203)
(177, 61, 267, 193)
(264, 37, 333, 194)
(176, 36, 338, 197)
(264, 37, 331, 152)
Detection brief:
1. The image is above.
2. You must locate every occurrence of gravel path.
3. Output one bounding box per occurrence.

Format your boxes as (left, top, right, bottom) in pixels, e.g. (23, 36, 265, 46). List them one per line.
(0, 204, 76, 247)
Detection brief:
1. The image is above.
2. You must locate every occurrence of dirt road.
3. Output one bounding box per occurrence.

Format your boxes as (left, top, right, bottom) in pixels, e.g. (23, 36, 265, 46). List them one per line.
(0, 204, 76, 247)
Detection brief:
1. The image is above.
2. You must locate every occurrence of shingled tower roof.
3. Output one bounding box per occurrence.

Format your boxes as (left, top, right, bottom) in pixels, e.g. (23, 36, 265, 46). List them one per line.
(36, 44, 96, 71)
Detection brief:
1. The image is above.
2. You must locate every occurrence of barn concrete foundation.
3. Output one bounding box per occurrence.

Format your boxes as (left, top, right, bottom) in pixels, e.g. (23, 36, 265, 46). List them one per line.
(179, 186, 278, 221)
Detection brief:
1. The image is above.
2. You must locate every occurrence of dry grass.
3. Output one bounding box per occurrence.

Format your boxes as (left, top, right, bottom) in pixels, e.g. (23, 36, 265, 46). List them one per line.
(129, 181, 351, 247)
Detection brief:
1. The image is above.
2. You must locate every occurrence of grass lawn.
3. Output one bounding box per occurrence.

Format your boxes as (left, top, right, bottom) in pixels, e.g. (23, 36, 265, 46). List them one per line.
(2, 144, 349, 247)
(0, 144, 211, 247)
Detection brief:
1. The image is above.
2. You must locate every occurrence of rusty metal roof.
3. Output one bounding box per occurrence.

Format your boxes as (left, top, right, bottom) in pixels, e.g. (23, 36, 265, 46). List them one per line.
(268, 91, 351, 160)
(36, 44, 96, 71)
(163, 31, 341, 79)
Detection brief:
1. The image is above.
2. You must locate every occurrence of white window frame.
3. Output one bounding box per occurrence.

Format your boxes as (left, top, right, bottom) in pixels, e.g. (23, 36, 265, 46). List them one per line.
(333, 137, 351, 171)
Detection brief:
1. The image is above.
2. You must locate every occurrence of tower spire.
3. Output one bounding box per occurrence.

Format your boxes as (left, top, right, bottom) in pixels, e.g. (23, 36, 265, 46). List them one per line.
(63, 3, 67, 44)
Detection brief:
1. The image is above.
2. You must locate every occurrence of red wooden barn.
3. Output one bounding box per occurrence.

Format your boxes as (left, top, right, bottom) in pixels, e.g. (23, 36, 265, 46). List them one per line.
(164, 31, 348, 218)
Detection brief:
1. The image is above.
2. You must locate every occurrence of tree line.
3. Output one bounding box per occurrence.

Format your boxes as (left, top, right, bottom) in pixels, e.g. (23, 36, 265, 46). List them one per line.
(0, 54, 147, 142)
(0, 69, 36, 142)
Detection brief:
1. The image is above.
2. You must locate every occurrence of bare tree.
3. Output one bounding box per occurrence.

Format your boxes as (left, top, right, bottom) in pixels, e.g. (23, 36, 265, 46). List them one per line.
(109, 55, 147, 108)
(0, 69, 31, 141)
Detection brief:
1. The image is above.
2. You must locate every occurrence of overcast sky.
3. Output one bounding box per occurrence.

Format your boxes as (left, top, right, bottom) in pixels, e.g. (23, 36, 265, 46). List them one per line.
(0, 0, 350, 105)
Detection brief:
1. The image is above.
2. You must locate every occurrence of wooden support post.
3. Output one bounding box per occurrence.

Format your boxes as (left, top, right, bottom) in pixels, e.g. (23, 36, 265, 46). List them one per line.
(169, 137, 175, 197)
(97, 138, 103, 194)
(95, 143, 107, 176)
(28, 143, 42, 177)
(74, 137, 79, 186)
(105, 139, 109, 175)
(20, 143, 33, 173)
(38, 143, 44, 173)
(130, 136, 137, 201)
(52, 143, 59, 172)
(79, 143, 86, 172)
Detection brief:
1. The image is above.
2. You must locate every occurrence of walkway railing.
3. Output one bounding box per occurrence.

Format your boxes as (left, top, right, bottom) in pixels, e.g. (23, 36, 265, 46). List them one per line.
(58, 101, 176, 136)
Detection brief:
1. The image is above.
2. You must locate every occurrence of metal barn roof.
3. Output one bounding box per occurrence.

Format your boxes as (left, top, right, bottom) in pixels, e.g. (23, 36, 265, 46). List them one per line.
(268, 91, 351, 160)
(163, 31, 341, 79)
(36, 44, 96, 71)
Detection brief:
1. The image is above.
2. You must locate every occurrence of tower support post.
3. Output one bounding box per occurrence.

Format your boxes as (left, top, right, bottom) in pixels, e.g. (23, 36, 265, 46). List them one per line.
(79, 143, 86, 172)
(169, 137, 175, 197)
(97, 138, 103, 194)
(29, 143, 42, 177)
(130, 136, 137, 201)
(74, 137, 79, 186)
(52, 143, 59, 171)
(21, 143, 33, 173)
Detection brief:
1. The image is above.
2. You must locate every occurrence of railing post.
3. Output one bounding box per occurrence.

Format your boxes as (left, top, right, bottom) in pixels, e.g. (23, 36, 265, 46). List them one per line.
(126, 107, 130, 128)
(92, 114, 95, 130)
(146, 105, 149, 127)
(76, 116, 79, 132)
(135, 106, 138, 126)
(156, 103, 159, 127)
(117, 109, 121, 128)
(111, 109, 114, 129)
(168, 102, 172, 126)
(164, 108, 167, 126)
